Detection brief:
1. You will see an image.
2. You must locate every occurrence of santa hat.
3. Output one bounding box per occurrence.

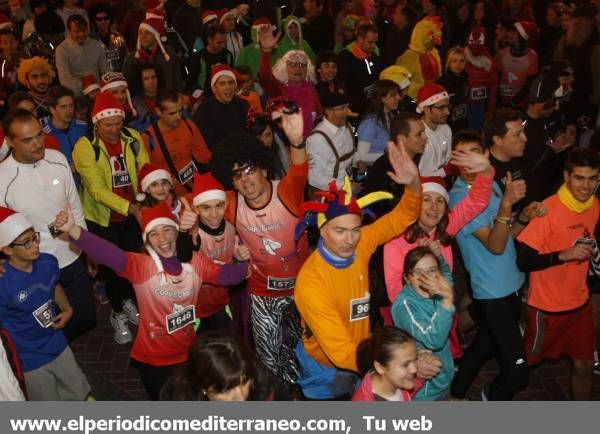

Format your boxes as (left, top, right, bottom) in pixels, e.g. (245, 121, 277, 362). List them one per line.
(421, 177, 449, 202)
(380, 66, 412, 90)
(136, 163, 172, 202)
(91, 91, 125, 124)
(0, 206, 33, 248)
(266, 96, 286, 120)
(513, 21, 538, 48)
(141, 202, 178, 241)
(100, 72, 137, 116)
(202, 10, 218, 25)
(0, 13, 12, 30)
(81, 75, 100, 96)
(217, 8, 237, 24)
(211, 64, 237, 89)
(137, 8, 170, 62)
(416, 83, 449, 113)
(192, 172, 226, 207)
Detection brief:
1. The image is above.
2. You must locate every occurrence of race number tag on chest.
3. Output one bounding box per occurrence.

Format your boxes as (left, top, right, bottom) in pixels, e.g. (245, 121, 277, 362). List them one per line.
(110, 155, 131, 188)
(349, 296, 370, 322)
(177, 161, 195, 186)
(165, 305, 195, 334)
(33, 300, 55, 328)
(267, 276, 296, 291)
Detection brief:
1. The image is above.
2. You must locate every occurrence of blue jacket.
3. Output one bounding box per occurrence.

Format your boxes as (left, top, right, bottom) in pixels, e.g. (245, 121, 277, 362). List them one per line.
(42, 118, 88, 164)
(391, 259, 455, 401)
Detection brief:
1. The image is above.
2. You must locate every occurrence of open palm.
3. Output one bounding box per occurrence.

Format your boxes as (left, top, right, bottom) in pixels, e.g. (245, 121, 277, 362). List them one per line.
(386, 141, 419, 185)
(258, 27, 280, 52)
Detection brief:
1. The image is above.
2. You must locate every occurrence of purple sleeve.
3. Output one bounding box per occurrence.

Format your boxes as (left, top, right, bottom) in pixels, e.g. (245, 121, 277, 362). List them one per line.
(71, 229, 128, 274)
(216, 262, 248, 286)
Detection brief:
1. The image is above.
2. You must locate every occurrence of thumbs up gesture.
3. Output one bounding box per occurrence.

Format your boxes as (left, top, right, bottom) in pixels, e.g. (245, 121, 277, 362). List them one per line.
(501, 171, 526, 207)
(178, 197, 198, 232)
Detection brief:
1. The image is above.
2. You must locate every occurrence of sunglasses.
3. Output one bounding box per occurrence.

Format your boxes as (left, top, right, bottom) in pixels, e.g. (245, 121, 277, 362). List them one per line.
(232, 163, 258, 181)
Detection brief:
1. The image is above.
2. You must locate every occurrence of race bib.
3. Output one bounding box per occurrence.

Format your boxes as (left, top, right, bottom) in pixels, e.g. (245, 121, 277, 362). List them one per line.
(471, 87, 488, 100)
(452, 103, 467, 121)
(267, 276, 296, 291)
(110, 154, 131, 188)
(165, 305, 195, 334)
(33, 300, 55, 328)
(349, 296, 370, 322)
(177, 161, 195, 186)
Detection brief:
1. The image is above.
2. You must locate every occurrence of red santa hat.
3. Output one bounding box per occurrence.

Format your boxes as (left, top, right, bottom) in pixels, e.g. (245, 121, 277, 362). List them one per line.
(0, 13, 12, 30)
(211, 64, 237, 89)
(140, 202, 179, 241)
(137, 8, 170, 61)
(91, 91, 125, 124)
(143, 0, 163, 10)
(514, 21, 538, 48)
(100, 72, 137, 116)
(202, 10, 218, 25)
(136, 163, 172, 202)
(420, 176, 449, 202)
(217, 8, 237, 24)
(416, 83, 449, 114)
(81, 74, 100, 96)
(192, 172, 226, 207)
(0, 206, 33, 248)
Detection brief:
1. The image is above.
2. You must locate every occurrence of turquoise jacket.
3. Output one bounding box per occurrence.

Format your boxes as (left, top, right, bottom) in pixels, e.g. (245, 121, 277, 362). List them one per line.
(391, 259, 455, 401)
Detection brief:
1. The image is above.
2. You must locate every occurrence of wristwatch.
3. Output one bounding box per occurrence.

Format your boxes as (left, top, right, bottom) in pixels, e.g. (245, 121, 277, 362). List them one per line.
(290, 141, 306, 149)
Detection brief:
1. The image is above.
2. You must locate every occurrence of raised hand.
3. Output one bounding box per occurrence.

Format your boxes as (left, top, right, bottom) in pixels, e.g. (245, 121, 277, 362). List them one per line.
(519, 201, 546, 223)
(258, 26, 280, 52)
(418, 238, 442, 258)
(178, 197, 197, 232)
(549, 132, 575, 154)
(280, 110, 304, 147)
(502, 172, 526, 207)
(386, 141, 419, 187)
(450, 149, 491, 174)
(54, 204, 75, 234)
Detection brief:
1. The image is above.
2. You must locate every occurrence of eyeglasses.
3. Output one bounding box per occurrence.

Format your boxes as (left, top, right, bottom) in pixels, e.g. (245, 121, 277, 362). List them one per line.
(286, 61, 308, 68)
(232, 164, 258, 181)
(431, 104, 450, 111)
(95, 16, 110, 21)
(410, 267, 439, 278)
(11, 232, 41, 249)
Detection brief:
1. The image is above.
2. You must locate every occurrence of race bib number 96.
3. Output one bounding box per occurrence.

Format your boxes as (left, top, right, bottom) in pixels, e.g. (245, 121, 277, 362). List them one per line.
(165, 305, 195, 334)
(350, 296, 370, 322)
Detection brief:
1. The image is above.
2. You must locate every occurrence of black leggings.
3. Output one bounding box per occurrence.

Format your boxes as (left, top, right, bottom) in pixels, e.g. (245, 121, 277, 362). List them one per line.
(451, 292, 529, 400)
(131, 359, 182, 401)
(86, 217, 142, 313)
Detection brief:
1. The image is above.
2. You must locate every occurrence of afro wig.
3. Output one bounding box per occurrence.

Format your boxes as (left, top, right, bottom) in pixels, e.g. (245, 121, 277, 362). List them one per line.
(209, 131, 275, 189)
(17, 56, 55, 87)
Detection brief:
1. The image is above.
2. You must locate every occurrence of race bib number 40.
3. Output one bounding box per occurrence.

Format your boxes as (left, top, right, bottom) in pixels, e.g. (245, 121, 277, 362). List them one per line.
(165, 305, 195, 334)
(267, 276, 296, 291)
(350, 296, 370, 322)
(33, 300, 55, 328)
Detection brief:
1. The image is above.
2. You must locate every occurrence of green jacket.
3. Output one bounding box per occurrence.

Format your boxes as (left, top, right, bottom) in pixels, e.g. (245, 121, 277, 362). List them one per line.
(73, 127, 149, 227)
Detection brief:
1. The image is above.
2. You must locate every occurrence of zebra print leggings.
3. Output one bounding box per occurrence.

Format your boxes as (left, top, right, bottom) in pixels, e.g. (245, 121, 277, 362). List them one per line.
(250, 294, 301, 385)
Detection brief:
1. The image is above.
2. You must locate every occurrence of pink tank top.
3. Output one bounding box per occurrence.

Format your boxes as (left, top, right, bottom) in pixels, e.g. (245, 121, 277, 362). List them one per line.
(196, 221, 236, 317)
(235, 181, 309, 297)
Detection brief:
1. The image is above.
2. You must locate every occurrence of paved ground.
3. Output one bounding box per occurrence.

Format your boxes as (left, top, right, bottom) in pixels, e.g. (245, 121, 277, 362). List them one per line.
(70, 301, 600, 401)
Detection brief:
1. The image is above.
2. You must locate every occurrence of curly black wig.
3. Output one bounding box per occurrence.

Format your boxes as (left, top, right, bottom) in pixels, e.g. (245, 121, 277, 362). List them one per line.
(209, 131, 275, 189)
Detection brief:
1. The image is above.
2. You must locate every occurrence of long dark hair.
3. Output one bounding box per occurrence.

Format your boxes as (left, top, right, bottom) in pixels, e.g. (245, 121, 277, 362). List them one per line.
(164, 332, 257, 401)
(356, 326, 415, 376)
(403, 203, 452, 246)
(363, 79, 400, 130)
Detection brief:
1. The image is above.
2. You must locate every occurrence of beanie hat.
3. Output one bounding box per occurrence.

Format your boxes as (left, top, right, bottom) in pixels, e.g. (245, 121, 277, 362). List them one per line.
(81, 74, 100, 96)
(100, 72, 137, 116)
(91, 91, 125, 124)
(141, 202, 178, 241)
(320, 90, 349, 109)
(0, 207, 33, 248)
(217, 8, 237, 24)
(192, 172, 226, 207)
(416, 83, 449, 113)
(202, 10, 218, 25)
(0, 13, 12, 30)
(137, 8, 170, 61)
(211, 64, 237, 89)
(379, 66, 412, 90)
(421, 176, 449, 202)
(136, 163, 172, 202)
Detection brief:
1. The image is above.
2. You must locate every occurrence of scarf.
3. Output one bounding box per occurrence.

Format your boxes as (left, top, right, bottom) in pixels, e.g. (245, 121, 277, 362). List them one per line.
(418, 51, 440, 83)
(317, 237, 355, 269)
(351, 43, 369, 61)
(557, 183, 594, 213)
(199, 219, 226, 237)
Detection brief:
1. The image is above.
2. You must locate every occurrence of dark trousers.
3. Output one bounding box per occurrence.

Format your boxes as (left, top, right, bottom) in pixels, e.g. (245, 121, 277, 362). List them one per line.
(86, 217, 142, 313)
(197, 308, 233, 333)
(451, 292, 529, 400)
(60, 256, 96, 341)
(131, 359, 182, 401)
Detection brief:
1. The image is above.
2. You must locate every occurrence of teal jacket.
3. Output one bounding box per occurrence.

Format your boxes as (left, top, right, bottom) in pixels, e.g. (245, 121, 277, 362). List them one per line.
(391, 259, 455, 401)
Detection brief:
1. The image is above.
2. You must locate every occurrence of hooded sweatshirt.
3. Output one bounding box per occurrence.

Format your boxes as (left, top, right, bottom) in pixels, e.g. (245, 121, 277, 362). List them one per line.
(273, 16, 316, 64)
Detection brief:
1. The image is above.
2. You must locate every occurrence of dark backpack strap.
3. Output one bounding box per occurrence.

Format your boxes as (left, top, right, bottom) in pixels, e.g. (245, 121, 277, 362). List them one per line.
(309, 130, 353, 179)
(121, 127, 140, 157)
(150, 122, 193, 192)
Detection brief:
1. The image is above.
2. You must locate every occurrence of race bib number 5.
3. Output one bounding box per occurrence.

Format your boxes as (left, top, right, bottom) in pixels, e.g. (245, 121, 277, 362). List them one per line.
(165, 305, 195, 334)
(350, 296, 370, 321)
(33, 300, 55, 328)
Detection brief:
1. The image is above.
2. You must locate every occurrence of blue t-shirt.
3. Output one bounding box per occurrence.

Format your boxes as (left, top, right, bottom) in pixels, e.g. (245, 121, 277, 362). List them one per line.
(357, 115, 389, 156)
(0, 253, 67, 372)
(449, 179, 524, 300)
